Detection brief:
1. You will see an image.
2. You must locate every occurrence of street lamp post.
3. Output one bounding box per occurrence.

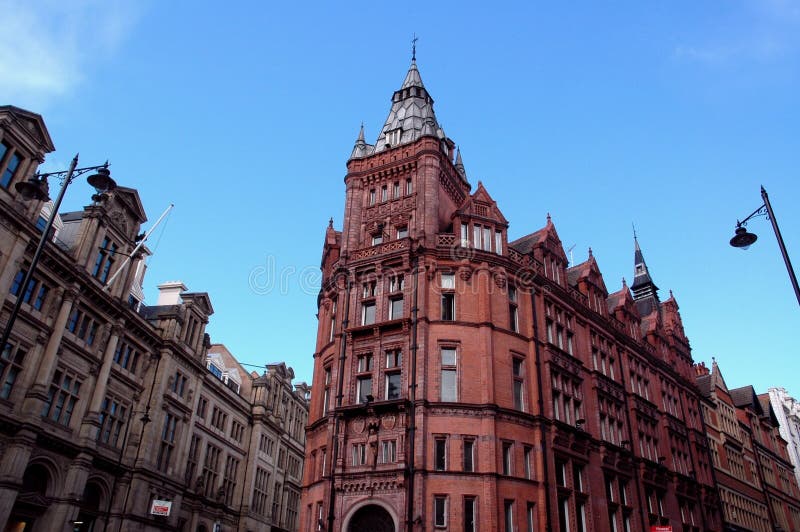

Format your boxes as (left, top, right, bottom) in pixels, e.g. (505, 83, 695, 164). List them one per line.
(0, 153, 115, 351)
(729, 185, 800, 307)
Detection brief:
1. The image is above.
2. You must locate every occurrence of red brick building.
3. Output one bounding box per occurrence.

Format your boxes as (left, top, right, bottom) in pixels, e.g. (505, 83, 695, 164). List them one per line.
(695, 361, 800, 531)
(301, 58, 722, 532)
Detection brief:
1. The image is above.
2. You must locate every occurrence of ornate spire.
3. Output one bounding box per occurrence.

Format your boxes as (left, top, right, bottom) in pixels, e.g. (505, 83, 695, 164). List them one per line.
(349, 123, 372, 160)
(631, 234, 660, 315)
(454, 147, 467, 179)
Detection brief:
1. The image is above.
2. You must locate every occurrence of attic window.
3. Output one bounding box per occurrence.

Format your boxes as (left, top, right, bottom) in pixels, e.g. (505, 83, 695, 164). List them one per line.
(208, 363, 223, 379)
(386, 129, 401, 147)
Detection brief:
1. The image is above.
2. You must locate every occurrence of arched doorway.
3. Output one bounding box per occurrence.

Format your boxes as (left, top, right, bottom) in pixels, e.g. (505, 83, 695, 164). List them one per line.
(347, 504, 395, 532)
(74, 480, 104, 531)
(6, 463, 52, 531)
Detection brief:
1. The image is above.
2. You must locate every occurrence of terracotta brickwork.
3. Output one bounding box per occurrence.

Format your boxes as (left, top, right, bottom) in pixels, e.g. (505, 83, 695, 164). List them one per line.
(695, 361, 800, 531)
(300, 61, 728, 532)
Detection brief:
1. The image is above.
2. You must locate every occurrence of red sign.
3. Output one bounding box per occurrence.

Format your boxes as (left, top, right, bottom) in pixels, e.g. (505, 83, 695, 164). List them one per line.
(650, 527, 673, 532)
(150, 500, 172, 516)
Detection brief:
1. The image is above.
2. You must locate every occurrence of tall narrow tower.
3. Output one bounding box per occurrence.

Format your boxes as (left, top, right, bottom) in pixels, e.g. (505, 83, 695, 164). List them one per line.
(302, 58, 524, 532)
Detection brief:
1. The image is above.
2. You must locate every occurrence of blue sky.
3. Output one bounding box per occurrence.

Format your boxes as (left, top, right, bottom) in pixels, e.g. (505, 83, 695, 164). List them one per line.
(2, 1, 798, 394)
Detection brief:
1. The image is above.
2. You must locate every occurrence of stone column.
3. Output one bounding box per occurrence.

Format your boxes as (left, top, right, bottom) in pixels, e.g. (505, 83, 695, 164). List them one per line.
(21, 285, 79, 418)
(78, 321, 123, 444)
(0, 428, 37, 527)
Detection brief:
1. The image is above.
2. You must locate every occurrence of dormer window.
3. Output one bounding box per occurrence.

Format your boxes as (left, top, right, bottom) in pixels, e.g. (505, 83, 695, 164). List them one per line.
(386, 128, 401, 147)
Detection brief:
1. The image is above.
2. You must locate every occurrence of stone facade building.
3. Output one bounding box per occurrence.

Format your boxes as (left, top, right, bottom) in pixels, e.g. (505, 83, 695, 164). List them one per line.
(768, 387, 800, 490)
(695, 361, 800, 531)
(301, 60, 723, 532)
(0, 105, 308, 532)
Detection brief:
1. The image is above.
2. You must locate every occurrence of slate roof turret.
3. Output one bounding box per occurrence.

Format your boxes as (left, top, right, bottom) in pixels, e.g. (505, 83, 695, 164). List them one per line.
(374, 60, 444, 153)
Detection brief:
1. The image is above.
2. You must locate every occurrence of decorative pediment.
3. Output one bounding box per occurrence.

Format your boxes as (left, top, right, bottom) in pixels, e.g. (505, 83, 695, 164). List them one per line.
(182, 292, 214, 316)
(0, 105, 55, 154)
(267, 361, 295, 381)
(113, 187, 147, 224)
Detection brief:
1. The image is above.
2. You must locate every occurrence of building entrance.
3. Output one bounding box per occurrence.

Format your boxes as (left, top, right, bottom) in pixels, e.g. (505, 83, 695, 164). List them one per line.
(347, 504, 394, 532)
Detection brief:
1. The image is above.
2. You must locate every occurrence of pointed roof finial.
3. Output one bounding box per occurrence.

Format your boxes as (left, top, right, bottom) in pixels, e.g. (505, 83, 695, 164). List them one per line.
(357, 122, 365, 141)
(622, 277, 627, 287)
(546, 212, 552, 223)
(588, 247, 593, 258)
(328, 217, 333, 228)
(412, 33, 418, 61)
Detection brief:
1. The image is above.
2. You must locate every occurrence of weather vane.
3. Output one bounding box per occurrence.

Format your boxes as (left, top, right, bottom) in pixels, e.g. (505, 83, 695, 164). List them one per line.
(412, 33, 418, 61)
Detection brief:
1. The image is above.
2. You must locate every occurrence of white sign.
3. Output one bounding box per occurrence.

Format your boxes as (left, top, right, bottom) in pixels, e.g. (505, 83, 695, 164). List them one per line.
(150, 499, 172, 516)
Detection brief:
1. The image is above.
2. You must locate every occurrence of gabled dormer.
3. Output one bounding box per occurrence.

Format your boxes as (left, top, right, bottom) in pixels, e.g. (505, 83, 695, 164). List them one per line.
(453, 181, 508, 256)
(607, 279, 642, 339)
(509, 214, 568, 286)
(567, 248, 608, 315)
(661, 291, 687, 343)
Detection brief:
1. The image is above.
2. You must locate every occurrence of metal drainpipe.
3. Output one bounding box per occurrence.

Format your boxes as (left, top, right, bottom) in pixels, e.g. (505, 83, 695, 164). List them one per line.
(406, 254, 420, 530)
(529, 285, 553, 532)
(327, 277, 351, 532)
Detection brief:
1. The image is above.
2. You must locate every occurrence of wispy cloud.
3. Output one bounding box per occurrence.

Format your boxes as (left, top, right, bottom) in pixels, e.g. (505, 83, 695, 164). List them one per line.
(673, 0, 800, 66)
(0, 0, 144, 106)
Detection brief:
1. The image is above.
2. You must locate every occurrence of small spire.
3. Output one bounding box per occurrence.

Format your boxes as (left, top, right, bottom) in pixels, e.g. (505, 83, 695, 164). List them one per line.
(454, 147, 466, 178)
(588, 247, 593, 258)
(349, 123, 370, 160)
(328, 217, 333, 228)
(622, 277, 627, 287)
(412, 33, 418, 61)
(546, 212, 552, 223)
